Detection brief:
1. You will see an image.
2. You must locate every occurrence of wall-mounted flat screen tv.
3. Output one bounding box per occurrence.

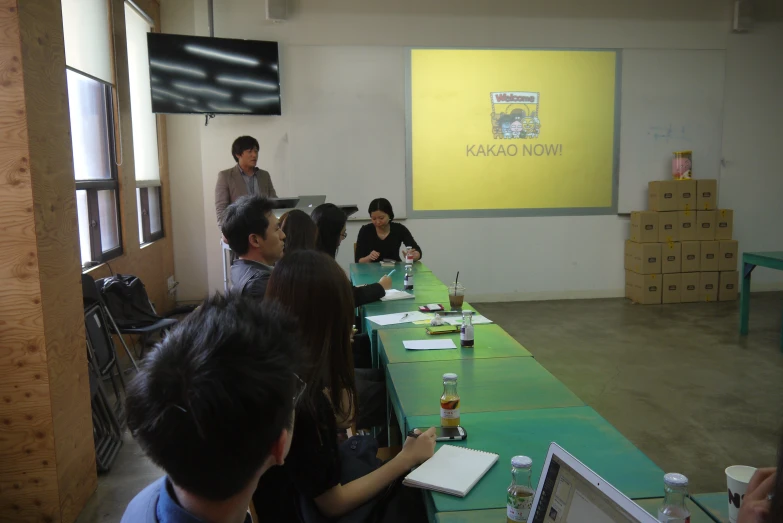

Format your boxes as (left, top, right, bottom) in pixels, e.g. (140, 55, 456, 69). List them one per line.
(147, 33, 281, 115)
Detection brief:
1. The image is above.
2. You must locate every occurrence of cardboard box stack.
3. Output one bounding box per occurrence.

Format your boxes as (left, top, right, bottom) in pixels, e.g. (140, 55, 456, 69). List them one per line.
(625, 179, 737, 304)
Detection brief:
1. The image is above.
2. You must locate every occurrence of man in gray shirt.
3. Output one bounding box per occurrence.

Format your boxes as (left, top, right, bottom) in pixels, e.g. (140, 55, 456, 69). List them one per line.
(215, 136, 277, 227)
(221, 196, 285, 299)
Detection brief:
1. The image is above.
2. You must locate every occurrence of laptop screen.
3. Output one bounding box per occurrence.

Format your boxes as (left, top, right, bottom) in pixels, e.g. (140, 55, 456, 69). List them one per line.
(532, 455, 637, 523)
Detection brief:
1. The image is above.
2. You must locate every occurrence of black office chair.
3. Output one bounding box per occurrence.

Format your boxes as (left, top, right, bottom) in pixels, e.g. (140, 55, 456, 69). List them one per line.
(95, 275, 177, 360)
(88, 361, 123, 473)
(82, 274, 139, 372)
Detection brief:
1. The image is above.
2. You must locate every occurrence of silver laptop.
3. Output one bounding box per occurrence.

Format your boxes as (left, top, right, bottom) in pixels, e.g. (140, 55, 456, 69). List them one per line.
(529, 443, 658, 523)
(295, 195, 326, 211)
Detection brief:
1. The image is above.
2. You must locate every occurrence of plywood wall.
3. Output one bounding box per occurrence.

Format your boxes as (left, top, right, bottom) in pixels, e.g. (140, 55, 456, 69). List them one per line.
(0, 0, 97, 521)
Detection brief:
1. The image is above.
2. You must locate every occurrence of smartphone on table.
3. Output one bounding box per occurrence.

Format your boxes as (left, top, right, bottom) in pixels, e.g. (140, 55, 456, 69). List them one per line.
(408, 426, 467, 442)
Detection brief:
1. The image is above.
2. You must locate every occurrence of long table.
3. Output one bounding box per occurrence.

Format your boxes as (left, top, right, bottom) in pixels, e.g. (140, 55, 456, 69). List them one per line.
(740, 251, 783, 350)
(351, 261, 671, 521)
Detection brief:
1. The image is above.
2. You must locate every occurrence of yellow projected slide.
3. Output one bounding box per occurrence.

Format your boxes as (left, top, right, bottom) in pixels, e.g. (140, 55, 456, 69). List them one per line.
(410, 49, 618, 212)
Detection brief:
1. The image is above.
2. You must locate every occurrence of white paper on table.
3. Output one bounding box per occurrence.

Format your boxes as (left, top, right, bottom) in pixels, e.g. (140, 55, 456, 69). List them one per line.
(381, 289, 415, 302)
(443, 315, 493, 326)
(403, 339, 457, 351)
(366, 311, 431, 326)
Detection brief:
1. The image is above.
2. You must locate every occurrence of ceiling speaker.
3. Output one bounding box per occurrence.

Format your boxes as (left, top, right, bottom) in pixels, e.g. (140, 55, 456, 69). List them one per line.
(266, 0, 287, 22)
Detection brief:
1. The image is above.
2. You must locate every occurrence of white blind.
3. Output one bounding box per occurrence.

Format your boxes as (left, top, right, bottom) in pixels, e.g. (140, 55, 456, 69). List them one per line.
(61, 0, 114, 83)
(125, 3, 160, 184)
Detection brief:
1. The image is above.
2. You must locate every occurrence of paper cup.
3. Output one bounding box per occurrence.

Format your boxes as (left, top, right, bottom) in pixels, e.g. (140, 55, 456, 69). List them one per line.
(725, 465, 756, 523)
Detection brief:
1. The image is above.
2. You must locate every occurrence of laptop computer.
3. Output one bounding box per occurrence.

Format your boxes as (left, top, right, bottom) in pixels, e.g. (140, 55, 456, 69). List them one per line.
(530, 443, 658, 523)
(295, 195, 326, 211)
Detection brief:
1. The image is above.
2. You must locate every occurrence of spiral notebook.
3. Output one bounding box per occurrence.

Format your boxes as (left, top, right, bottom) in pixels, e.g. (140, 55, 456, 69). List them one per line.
(403, 444, 499, 497)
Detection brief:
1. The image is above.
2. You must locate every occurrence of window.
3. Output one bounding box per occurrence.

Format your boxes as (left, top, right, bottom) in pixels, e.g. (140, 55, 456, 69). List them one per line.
(67, 69, 123, 267)
(126, 2, 164, 244)
(62, 0, 123, 269)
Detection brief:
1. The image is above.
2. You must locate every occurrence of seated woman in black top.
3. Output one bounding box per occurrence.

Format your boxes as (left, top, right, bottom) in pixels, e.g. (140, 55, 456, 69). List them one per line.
(311, 203, 391, 307)
(256, 250, 436, 521)
(279, 209, 316, 254)
(355, 198, 422, 263)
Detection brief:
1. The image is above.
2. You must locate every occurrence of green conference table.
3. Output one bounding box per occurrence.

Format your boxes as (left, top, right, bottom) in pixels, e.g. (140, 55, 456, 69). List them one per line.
(433, 497, 715, 523)
(740, 251, 783, 350)
(408, 407, 663, 515)
(378, 325, 532, 366)
(691, 492, 729, 523)
(350, 261, 435, 286)
(386, 357, 584, 435)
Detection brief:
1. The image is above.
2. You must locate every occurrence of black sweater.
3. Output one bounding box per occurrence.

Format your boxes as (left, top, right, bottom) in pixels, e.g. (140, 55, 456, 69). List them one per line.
(354, 222, 422, 263)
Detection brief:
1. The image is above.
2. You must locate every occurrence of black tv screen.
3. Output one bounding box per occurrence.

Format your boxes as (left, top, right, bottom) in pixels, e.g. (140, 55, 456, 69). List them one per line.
(147, 33, 281, 115)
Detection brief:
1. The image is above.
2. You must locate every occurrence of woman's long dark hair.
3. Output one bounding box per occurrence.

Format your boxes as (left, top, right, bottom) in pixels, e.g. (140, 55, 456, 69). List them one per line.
(264, 250, 356, 422)
(368, 198, 394, 220)
(311, 203, 347, 259)
(280, 209, 317, 254)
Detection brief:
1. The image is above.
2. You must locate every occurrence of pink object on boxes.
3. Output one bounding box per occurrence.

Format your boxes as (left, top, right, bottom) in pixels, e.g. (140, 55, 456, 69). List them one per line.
(672, 150, 692, 180)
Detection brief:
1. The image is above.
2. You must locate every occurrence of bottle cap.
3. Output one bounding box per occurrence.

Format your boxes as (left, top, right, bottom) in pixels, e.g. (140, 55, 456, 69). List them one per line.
(443, 373, 458, 381)
(511, 456, 532, 469)
(461, 310, 473, 316)
(663, 473, 689, 487)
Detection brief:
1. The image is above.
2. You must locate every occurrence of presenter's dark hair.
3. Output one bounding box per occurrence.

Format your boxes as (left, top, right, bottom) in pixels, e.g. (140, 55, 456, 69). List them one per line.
(265, 250, 356, 424)
(280, 209, 317, 254)
(311, 203, 347, 259)
(368, 198, 394, 221)
(232, 135, 260, 163)
(222, 195, 273, 255)
(125, 293, 300, 501)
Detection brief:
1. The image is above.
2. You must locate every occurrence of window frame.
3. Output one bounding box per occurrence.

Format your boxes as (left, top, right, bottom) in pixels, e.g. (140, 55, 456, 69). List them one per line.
(68, 66, 124, 266)
(137, 185, 164, 244)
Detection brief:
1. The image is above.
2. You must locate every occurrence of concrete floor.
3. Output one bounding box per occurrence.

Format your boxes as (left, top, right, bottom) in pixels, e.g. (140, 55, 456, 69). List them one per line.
(75, 293, 783, 522)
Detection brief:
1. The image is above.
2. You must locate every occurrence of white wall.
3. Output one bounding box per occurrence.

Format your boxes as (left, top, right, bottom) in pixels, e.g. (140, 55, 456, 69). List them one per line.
(162, 0, 783, 302)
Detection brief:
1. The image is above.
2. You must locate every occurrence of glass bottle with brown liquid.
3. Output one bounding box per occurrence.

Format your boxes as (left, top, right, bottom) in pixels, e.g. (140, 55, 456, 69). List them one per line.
(440, 373, 460, 427)
(507, 456, 534, 523)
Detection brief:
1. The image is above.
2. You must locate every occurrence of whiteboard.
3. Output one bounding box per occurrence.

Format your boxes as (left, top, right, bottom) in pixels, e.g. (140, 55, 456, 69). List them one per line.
(617, 49, 725, 213)
(284, 46, 407, 218)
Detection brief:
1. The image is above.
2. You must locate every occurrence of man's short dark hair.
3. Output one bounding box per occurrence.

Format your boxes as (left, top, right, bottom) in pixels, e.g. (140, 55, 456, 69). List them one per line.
(232, 135, 260, 163)
(125, 293, 300, 501)
(222, 195, 274, 255)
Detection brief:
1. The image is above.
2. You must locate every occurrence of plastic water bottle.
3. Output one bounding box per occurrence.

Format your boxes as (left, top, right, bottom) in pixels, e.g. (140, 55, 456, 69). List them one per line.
(658, 473, 691, 523)
(404, 265, 414, 291)
(404, 246, 415, 265)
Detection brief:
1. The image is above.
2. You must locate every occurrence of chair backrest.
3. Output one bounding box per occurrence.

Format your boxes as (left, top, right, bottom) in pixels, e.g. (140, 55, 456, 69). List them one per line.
(85, 303, 117, 375)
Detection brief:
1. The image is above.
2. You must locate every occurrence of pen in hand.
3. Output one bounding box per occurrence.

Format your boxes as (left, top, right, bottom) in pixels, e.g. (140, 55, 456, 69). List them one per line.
(387, 269, 396, 277)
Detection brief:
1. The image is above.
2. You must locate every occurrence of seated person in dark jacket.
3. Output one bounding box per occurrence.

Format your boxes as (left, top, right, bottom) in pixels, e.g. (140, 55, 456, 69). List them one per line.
(222, 195, 286, 299)
(121, 294, 305, 523)
(310, 203, 391, 307)
(355, 198, 422, 263)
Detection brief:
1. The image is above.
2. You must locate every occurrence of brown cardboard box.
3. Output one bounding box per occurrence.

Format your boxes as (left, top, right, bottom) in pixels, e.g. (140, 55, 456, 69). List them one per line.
(630, 211, 658, 243)
(625, 241, 661, 274)
(681, 241, 701, 272)
(649, 181, 679, 211)
(699, 272, 719, 302)
(626, 271, 662, 304)
(625, 270, 634, 299)
(715, 209, 734, 240)
(661, 242, 681, 274)
(624, 240, 632, 271)
(701, 241, 720, 271)
(681, 273, 700, 303)
(662, 273, 682, 304)
(719, 240, 739, 271)
(697, 210, 716, 241)
(677, 180, 697, 211)
(719, 271, 739, 301)
(658, 212, 679, 242)
(697, 179, 718, 210)
(678, 210, 698, 241)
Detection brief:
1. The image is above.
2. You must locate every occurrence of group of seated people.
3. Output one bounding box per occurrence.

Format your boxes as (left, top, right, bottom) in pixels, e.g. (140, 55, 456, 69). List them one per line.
(122, 195, 439, 523)
(122, 195, 782, 523)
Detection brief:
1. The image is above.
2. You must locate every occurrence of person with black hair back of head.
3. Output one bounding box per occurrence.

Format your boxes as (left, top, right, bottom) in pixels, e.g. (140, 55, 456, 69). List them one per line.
(355, 198, 422, 263)
(222, 195, 286, 300)
(279, 209, 317, 254)
(121, 293, 305, 523)
(215, 135, 277, 227)
(311, 203, 391, 307)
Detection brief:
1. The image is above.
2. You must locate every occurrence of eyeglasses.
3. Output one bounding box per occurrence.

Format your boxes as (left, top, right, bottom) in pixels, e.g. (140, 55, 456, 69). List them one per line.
(293, 373, 307, 406)
(340, 230, 348, 239)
